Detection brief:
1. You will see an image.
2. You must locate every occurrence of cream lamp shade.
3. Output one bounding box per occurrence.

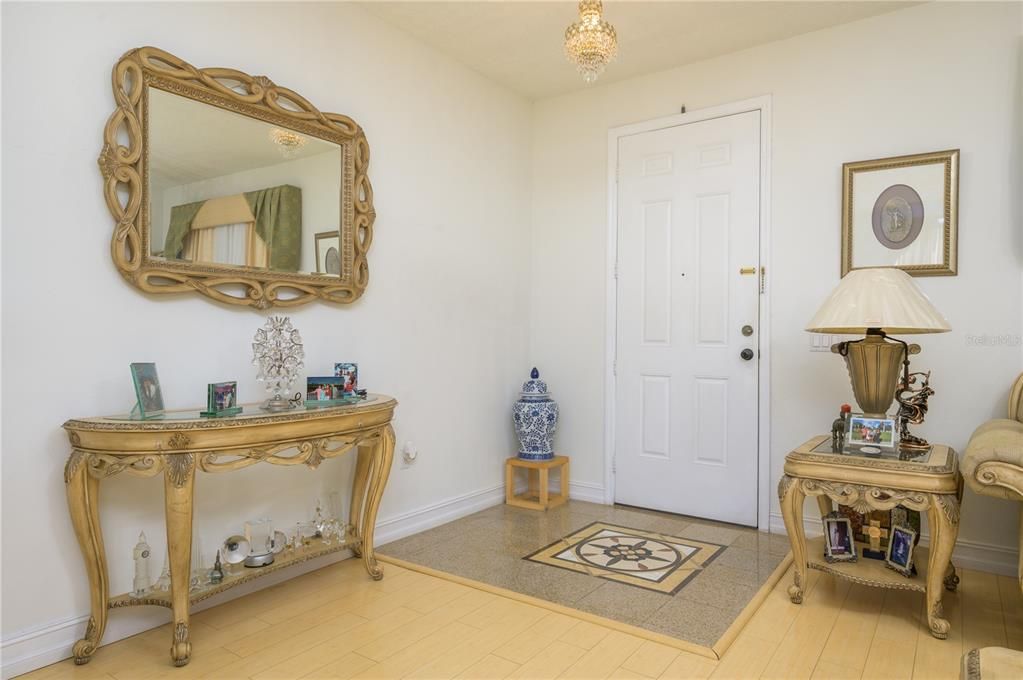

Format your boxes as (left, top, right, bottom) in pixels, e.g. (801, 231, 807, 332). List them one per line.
(805, 268, 951, 335)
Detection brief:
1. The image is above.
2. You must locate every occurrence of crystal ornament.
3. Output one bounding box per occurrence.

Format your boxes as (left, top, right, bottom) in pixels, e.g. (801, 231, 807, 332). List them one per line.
(252, 315, 305, 411)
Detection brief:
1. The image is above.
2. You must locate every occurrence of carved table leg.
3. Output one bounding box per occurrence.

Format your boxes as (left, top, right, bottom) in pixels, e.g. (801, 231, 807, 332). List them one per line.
(65, 451, 108, 665)
(778, 475, 807, 604)
(349, 445, 373, 558)
(361, 425, 395, 580)
(164, 453, 195, 666)
(925, 493, 960, 639)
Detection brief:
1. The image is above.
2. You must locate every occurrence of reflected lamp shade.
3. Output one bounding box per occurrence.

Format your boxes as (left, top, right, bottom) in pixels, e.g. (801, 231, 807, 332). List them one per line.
(806, 268, 950, 417)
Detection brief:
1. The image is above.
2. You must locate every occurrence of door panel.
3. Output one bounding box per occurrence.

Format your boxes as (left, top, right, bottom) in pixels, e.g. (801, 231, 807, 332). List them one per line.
(615, 111, 760, 526)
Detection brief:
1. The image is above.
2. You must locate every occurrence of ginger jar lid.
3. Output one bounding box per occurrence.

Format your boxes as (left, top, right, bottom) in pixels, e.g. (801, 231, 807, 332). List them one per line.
(520, 367, 551, 400)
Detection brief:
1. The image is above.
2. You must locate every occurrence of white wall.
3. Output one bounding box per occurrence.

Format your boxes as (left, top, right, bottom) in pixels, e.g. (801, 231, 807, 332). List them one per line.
(530, 1, 1022, 564)
(0, 1, 531, 674)
(159, 150, 340, 273)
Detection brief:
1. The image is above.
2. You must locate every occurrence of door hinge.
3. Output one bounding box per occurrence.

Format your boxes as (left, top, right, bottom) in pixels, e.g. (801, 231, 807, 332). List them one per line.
(612, 359, 617, 376)
(612, 455, 617, 474)
(613, 261, 619, 279)
(759, 266, 766, 294)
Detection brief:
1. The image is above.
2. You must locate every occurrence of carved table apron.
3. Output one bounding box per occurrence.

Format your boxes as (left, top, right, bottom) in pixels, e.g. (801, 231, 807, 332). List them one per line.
(63, 395, 396, 667)
(779, 435, 962, 639)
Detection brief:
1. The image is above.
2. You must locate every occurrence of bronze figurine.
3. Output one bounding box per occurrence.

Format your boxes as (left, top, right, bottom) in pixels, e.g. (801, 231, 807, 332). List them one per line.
(896, 371, 934, 452)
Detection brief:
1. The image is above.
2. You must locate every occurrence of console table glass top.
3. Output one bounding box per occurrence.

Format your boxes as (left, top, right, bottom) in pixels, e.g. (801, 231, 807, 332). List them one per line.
(95, 395, 381, 422)
(788, 434, 956, 474)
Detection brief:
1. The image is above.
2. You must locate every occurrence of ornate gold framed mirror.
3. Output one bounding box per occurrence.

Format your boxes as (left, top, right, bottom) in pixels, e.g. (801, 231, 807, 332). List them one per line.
(99, 47, 375, 308)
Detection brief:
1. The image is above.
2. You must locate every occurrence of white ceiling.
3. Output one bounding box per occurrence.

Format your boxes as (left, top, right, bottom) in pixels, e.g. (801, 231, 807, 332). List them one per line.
(359, 1, 917, 99)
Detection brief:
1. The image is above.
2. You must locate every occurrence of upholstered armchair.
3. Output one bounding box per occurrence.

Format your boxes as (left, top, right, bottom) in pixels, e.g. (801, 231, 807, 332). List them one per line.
(959, 372, 1023, 678)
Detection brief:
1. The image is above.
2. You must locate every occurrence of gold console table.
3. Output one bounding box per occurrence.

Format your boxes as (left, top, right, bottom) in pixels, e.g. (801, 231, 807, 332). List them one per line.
(62, 394, 396, 667)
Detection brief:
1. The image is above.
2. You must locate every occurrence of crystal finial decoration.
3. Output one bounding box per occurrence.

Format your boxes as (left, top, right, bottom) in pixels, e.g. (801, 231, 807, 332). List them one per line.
(564, 0, 618, 84)
(252, 315, 305, 411)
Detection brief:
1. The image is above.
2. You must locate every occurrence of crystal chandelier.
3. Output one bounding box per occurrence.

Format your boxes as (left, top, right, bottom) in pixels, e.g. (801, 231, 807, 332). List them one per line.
(564, 0, 618, 84)
(269, 128, 307, 158)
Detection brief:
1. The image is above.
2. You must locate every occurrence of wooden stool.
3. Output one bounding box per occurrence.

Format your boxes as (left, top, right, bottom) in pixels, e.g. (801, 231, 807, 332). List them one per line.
(505, 456, 569, 510)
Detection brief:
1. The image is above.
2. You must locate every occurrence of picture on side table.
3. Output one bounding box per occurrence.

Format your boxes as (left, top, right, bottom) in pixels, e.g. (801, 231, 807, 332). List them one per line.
(823, 511, 857, 563)
(886, 523, 918, 577)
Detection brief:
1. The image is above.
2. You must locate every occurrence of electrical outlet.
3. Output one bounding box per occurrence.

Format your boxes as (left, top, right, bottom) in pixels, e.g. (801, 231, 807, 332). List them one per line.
(402, 441, 418, 467)
(810, 334, 837, 352)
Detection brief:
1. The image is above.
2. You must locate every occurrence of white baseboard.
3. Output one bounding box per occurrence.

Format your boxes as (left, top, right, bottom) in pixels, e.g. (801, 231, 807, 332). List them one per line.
(568, 481, 606, 504)
(2, 483, 506, 679)
(768, 512, 1019, 577)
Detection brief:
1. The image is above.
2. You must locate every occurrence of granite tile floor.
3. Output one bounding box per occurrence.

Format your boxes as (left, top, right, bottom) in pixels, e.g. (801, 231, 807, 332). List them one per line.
(379, 500, 789, 648)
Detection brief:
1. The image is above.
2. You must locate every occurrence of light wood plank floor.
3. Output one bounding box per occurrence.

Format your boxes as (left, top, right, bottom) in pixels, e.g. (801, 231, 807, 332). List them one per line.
(21, 558, 1020, 679)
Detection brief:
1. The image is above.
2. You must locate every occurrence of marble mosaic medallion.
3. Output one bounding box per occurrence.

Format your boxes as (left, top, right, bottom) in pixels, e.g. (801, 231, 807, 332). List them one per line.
(524, 522, 725, 594)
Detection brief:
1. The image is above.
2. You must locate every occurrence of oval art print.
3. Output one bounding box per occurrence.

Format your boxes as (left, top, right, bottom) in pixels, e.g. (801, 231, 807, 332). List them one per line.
(871, 184, 925, 250)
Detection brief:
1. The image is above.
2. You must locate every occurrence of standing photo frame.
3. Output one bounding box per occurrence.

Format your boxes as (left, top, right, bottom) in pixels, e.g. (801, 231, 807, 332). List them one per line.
(842, 149, 959, 277)
(822, 511, 857, 563)
(129, 362, 165, 419)
(886, 523, 917, 577)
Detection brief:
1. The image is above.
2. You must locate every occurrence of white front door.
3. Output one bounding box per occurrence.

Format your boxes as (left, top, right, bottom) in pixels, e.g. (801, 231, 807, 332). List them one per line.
(614, 111, 761, 526)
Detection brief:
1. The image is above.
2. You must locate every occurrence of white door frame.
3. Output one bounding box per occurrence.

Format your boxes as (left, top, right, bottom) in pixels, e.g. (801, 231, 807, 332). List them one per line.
(604, 95, 773, 531)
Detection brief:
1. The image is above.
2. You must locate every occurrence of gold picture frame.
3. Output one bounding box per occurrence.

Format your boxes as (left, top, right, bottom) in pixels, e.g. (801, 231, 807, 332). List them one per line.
(98, 47, 376, 309)
(841, 149, 959, 277)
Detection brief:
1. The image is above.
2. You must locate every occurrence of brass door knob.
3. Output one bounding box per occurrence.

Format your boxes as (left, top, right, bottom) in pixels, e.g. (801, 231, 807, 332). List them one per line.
(740, 349, 754, 361)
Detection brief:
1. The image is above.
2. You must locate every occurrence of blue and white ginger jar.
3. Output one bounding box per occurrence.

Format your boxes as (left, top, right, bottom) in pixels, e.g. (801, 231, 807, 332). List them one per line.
(513, 368, 559, 461)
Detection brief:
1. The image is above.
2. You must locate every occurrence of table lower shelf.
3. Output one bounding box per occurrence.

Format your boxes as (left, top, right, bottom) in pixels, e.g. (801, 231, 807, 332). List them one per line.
(109, 535, 359, 609)
(805, 536, 928, 592)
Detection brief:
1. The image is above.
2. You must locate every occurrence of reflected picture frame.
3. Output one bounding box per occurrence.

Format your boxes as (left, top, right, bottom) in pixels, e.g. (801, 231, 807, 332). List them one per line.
(841, 149, 959, 277)
(315, 231, 342, 275)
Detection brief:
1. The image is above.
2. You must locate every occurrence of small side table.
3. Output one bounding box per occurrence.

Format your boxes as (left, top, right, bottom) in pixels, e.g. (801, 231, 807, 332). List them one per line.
(780, 436, 962, 639)
(506, 456, 569, 510)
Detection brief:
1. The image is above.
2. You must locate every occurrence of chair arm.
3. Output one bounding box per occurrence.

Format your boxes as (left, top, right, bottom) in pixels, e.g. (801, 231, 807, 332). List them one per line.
(963, 419, 1023, 502)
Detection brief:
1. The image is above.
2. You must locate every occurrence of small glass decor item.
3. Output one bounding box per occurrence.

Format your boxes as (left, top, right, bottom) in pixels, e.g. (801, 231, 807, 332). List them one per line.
(221, 535, 250, 565)
(886, 523, 917, 577)
(513, 368, 560, 461)
(155, 553, 171, 590)
(189, 533, 207, 591)
(334, 363, 359, 394)
(202, 381, 242, 418)
(252, 316, 304, 412)
(129, 363, 165, 419)
(132, 531, 152, 597)
(208, 550, 225, 584)
(243, 518, 276, 568)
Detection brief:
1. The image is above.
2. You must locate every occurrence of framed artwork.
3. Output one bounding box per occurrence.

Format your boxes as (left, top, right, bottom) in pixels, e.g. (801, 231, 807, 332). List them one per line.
(822, 511, 857, 563)
(130, 362, 165, 419)
(841, 149, 959, 276)
(314, 230, 341, 275)
(886, 524, 917, 577)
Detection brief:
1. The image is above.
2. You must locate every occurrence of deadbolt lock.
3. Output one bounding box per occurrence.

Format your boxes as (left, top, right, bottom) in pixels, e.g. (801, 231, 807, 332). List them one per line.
(742, 325, 754, 337)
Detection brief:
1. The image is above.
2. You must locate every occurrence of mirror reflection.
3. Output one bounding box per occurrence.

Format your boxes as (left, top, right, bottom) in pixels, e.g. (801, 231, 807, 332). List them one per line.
(148, 88, 342, 275)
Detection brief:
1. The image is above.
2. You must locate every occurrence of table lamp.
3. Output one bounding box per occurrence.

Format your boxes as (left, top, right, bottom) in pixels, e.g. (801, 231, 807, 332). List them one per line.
(805, 268, 950, 417)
